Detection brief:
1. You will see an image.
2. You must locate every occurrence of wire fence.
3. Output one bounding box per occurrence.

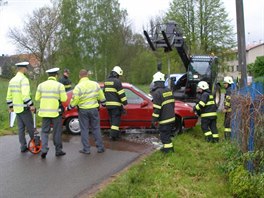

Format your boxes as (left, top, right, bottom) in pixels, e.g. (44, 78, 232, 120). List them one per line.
(231, 82, 264, 172)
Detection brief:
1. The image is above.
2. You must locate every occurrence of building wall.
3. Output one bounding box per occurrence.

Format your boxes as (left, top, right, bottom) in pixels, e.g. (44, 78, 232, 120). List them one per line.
(225, 43, 264, 80)
(246, 44, 264, 64)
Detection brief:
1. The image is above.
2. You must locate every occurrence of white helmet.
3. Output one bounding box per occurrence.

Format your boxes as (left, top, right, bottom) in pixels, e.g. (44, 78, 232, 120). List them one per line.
(112, 66, 123, 76)
(223, 76, 234, 84)
(152, 71, 165, 82)
(197, 81, 209, 90)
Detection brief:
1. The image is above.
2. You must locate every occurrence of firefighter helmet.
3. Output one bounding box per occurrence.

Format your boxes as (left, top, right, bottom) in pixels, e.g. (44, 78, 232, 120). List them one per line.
(112, 66, 123, 76)
(197, 81, 209, 90)
(223, 76, 234, 84)
(152, 71, 165, 82)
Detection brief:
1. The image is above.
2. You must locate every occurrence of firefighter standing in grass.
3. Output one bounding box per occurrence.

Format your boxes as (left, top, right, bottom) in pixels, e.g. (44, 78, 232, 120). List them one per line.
(151, 72, 175, 153)
(6, 62, 35, 153)
(104, 66, 127, 141)
(194, 81, 219, 143)
(223, 76, 234, 140)
(35, 68, 67, 158)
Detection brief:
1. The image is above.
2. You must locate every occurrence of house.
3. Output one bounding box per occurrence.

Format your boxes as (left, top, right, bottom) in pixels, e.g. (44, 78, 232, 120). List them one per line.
(225, 42, 264, 80)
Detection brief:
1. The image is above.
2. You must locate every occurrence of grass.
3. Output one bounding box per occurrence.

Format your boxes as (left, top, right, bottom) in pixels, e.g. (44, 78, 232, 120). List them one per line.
(95, 113, 231, 198)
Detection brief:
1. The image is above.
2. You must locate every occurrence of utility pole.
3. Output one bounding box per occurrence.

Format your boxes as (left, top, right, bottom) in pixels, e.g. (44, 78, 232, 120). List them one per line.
(236, 0, 247, 88)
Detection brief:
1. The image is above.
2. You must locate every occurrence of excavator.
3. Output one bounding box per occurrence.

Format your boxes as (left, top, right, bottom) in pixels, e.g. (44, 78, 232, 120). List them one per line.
(144, 21, 221, 106)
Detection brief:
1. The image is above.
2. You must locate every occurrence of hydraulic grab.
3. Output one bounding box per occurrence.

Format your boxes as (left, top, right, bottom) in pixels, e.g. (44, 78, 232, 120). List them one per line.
(144, 21, 221, 106)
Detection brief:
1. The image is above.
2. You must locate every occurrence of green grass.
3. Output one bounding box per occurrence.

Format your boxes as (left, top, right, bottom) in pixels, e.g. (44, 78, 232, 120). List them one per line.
(95, 113, 231, 198)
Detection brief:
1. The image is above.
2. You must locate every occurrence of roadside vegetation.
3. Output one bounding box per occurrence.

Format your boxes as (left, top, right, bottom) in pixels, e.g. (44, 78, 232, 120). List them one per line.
(96, 113, 233, 197)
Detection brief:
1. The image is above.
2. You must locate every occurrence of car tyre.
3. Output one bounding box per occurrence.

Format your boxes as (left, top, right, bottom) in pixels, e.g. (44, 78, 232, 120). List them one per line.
(172, 115, 182, 136)
(66, 117, 81, 135)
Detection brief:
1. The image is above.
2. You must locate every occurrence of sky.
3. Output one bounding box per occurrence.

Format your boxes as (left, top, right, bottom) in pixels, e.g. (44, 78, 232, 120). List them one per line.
(0, 0, 263, 55)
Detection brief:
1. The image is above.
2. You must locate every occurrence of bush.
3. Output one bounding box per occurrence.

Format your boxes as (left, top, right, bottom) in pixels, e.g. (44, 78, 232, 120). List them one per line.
(222, 144, 264, 197)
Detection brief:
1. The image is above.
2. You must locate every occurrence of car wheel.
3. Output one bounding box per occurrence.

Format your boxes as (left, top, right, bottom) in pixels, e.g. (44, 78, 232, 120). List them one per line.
(172, 115, 182, 136)
(66, 117, 80, 135)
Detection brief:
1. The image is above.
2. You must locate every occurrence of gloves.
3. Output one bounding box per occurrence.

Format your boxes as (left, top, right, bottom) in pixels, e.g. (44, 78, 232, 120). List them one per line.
(151, 121, 157, 129)
(67, 104, 74, 111)
(193, 106, 196, 112)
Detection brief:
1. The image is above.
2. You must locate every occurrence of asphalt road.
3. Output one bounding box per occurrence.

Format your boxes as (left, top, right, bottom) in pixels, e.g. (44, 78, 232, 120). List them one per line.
(0, 134, 153, 198)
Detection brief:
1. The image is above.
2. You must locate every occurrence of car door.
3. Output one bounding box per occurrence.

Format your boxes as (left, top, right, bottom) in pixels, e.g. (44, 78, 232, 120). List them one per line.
(120, 88, 152, 128)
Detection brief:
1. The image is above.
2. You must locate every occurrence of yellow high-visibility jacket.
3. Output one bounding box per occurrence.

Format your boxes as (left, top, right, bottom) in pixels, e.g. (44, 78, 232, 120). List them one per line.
(70, 77, 106, 109)
(35, 77, 67, 118)
(6, 72, 33, 113)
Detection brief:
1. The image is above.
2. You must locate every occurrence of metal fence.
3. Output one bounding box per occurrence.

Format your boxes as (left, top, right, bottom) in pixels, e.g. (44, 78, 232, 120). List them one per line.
(231, 82, 264, 171)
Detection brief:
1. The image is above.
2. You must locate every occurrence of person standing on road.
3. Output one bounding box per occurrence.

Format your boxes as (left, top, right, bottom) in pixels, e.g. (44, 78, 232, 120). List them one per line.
(223, 76, 234, 140)
(151, 72, 175, 153)
(6, 62, 35, 153)
(59, 68, 72, 92)
(67, 69, 106, 154)
(194, 81, 219, 143)
(104, 66, 127, 141)
(35, 68, 67, 158)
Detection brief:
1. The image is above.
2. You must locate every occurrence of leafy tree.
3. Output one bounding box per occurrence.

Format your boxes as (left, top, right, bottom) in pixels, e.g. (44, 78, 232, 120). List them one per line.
(165, 0, 236, 55)
(252, 56, 264, 78)
(8, 4, 60, 74)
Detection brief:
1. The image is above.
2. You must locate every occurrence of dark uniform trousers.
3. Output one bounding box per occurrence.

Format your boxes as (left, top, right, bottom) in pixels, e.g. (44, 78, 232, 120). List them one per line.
(17, 109, 34, 150)
(159, 124, 174, 153)
(108, 107, 122, 139)
(41, 116, 63, 153)
(201, 117, 218, 142)
(224, 112, 231, 139)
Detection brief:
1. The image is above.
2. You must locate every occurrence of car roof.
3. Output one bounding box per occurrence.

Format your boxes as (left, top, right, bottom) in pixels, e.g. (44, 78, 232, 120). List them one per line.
(99, 82, 133, 88)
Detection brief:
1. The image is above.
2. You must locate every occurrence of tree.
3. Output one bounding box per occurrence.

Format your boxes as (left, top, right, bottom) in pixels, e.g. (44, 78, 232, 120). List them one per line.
(252, 56, 264, 78)
(8, 4, 60, 74)
(165, 0, 236, 55)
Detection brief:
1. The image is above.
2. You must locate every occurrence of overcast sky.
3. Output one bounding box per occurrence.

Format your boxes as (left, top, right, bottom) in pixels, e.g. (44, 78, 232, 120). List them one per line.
(0, 0, 263, 55)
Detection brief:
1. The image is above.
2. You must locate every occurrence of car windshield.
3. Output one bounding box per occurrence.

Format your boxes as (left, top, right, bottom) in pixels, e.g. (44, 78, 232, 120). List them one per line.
(189, 61, 211, 75)
(131, 85, 152, 100)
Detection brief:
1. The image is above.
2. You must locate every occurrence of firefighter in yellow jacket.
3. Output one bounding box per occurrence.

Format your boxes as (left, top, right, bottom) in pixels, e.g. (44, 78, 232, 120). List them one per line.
(35, 68, 67, 158)
(194, 81, 219, 142)
(151, 72, 175, 153)
(6, 62, 35, 153)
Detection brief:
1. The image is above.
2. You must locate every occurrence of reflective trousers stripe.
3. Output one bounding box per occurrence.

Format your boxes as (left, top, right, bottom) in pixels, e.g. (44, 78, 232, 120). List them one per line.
(164, 142, 173, 148)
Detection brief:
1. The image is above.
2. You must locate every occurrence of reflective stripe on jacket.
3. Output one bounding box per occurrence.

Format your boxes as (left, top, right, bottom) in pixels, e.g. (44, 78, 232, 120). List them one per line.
(224, 86, 232, 112)
(195, 90, 217, 118)
(152, 82, 175, 125)
(6, 72, 33, 113)
(70, 77, 106, 109)
(35, 77, 67, 117)
(104, 77, 127, 108)
(59, 75, 72, 91)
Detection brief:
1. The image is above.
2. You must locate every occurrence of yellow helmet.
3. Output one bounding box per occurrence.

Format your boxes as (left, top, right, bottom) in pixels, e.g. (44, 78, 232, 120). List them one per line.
(152, 71, 165, 82)
(197, 81, 209, 90)
(112, 66, 123, 76)
(223, 76, 234, 84)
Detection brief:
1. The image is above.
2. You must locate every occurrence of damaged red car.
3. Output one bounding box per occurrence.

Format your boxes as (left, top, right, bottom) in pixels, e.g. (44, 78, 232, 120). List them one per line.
(62, 83, 198, 135)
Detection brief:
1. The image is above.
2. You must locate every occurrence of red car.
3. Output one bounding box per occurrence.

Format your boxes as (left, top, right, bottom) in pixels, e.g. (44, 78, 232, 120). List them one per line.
(62, 83, 198, 135)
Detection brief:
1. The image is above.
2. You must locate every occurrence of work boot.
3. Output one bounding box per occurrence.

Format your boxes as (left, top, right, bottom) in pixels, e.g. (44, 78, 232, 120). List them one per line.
(41, 152, 47, 159)
(224, 132, 231, 140)
(56, 151, 66, 157)
(21, 147, 28, 153)
(212, 138, 219, 143)
(205, 135, 213, 142)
